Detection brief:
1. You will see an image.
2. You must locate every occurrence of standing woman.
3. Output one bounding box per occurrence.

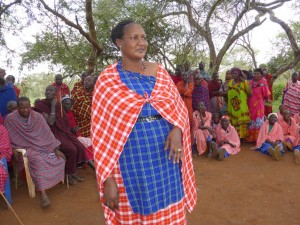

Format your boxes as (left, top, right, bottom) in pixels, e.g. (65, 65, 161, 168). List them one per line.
(246, 68, 270, 143)
(282, 72, 300, 116)
(176, 71, 194, 129)
(208, 72, 222, 114)
(227, 67, 252, 143)
(91, 20, 196, 225)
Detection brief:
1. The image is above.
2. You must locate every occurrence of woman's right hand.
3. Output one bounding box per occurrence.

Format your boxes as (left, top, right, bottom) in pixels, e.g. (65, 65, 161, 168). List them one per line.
(103, 177, 119, 210)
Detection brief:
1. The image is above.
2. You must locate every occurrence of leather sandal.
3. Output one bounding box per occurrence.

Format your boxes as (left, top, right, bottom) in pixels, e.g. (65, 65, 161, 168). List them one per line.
(71, 174, 85, 182)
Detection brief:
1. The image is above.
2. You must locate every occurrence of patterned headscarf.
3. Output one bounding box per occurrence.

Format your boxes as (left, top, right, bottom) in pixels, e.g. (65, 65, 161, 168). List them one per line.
(230, 67, 243, 77)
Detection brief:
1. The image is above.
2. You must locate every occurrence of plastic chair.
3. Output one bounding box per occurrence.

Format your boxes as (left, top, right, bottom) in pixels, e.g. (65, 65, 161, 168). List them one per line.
(14, 149, 35, 198)
(1, 157, 12, 205)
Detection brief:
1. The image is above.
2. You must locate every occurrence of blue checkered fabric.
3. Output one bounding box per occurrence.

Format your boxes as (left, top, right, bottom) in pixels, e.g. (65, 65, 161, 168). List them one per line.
(117, 62, 184, 215)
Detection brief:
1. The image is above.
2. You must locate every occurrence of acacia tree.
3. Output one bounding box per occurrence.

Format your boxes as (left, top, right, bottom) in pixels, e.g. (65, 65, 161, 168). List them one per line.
(156, 0, 292, 73)
(20, 0, 179, 74)
(253, 5, 300, 81)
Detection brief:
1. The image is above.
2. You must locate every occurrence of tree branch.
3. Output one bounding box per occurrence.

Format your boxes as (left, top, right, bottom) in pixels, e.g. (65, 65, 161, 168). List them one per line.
(0, 0, 21, 17)
(39, 0, 102, 54)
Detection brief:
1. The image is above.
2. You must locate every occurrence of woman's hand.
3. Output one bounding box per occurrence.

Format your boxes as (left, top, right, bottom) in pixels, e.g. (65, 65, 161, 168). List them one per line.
(103, 177, 119, 210)
(164, 126, 183, 163)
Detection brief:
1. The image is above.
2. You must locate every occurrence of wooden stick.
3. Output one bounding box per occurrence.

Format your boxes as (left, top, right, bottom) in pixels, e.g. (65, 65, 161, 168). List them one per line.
(0, 192, 25, 225)
(60, 91, 63, 118)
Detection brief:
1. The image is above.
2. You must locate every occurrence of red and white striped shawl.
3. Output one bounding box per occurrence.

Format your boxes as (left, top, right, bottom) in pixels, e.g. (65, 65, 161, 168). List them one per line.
(91, 63, 197, 212)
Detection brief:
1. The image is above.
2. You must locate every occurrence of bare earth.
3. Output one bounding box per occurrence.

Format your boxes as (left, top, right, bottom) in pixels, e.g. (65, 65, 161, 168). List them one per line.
(1, 143, 300, 225)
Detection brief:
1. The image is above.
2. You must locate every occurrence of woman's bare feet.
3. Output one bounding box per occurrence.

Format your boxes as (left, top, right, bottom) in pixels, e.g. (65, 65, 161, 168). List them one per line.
(40, 190, 51, 209)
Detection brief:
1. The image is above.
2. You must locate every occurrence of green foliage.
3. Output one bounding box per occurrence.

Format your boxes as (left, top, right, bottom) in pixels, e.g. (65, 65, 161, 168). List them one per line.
(273, 82, 285, 102)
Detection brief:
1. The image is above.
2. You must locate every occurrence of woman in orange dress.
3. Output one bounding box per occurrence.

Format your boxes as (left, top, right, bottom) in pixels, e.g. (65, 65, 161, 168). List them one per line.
(176, 71, 194, 128)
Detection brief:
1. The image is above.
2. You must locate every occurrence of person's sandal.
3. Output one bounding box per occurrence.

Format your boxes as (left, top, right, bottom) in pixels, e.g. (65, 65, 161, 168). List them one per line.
(67, 174, 78, 185)
(71, 174, 85, 182)
(41, 196, 51, 209)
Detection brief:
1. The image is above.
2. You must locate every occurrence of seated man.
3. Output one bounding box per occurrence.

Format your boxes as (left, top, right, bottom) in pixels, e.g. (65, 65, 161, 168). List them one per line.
(35, 85, 87, 183)
(4, 97, 65, 208)
(256, 113, 284, 161)
(212, 116, 240, 161)
(0, 124, 12, 194)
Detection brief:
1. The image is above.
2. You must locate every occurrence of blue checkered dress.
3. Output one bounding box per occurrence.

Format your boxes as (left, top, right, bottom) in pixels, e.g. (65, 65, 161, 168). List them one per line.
(117, 62, 184, 215)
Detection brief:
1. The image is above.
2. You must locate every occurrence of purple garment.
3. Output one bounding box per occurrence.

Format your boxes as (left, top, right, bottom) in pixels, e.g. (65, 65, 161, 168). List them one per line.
(192, 85, 210, 111)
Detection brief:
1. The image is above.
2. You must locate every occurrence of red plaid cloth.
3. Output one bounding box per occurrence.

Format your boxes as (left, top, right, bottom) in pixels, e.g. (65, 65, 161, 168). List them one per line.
(0, 125, 12, 162)
(0, 125, 12, 193)
(72, 88, 93, 137)
(71, 81, 84, 96)
(52, 83, 70, 101)
(0, 164, 8, 193)
(4, 111, 65, 191)
(91, 63, 197, 224)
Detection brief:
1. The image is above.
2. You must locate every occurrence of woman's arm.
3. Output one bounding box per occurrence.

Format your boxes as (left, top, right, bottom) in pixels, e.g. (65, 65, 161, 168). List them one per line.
(42, 99, 57, 126)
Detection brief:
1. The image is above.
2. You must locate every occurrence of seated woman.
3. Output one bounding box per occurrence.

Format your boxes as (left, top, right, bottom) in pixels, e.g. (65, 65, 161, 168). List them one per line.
(210, 112, 221, 153)
(256, 113, 284, 161)
(0, 124, 12, 194)
(277, 110, 299, 152)
(212, 116, 241, 161)
(276, 104, 285, 124)
(192, 102, 213, 156)
(293, 107, 300, 126)
(61, 95, 94, 169)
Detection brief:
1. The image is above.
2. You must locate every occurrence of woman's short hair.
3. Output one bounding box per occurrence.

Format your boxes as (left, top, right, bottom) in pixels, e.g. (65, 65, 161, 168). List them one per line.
(254, 68, 263, 75)
(111, 19, 135, 46)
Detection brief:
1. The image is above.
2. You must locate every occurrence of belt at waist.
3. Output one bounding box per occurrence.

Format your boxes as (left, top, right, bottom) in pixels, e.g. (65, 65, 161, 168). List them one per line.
(137, 115, 163, 122)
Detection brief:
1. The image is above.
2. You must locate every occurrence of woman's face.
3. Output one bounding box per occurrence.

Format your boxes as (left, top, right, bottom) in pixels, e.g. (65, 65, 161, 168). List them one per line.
(181, 72, 189, 82)
(116, 23, 148, 60)
(225, 72, 232, 82)
(62, 99, 72, 112)
(232, 71, 239, 80)
(221, 118, 229, 130)
(253, 71, 262, 81)
(292, 73, 298, 82)
(282, 110, 290, 121)
(197, 102, 206, 113)
(84, 76, 95, 90)
(194, 76, 204, 87)
(268, 115, 277, 125)
(212, 113, 221, 124)
(45, 86, 56, 100)
(212, 73, 219, 81)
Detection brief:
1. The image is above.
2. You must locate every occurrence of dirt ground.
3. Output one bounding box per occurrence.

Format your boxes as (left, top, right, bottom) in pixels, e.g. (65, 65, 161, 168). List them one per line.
(1, 143, 300, 225)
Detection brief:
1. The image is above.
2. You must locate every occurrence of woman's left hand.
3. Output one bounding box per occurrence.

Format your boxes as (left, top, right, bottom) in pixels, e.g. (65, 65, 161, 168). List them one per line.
(164, 126, 183, 163)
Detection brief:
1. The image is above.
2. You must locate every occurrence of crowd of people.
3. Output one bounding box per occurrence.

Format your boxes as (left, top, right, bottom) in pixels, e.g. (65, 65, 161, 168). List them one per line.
(0, 19, 300, 225)
(0, 70, 97, 208)
(171, 63, 300, 164)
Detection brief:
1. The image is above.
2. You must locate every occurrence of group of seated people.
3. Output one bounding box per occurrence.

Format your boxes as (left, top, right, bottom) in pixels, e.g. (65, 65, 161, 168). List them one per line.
(1, 65, 300, 210)
(171, 62, 300, 164)
(0, 70, 97, 208)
